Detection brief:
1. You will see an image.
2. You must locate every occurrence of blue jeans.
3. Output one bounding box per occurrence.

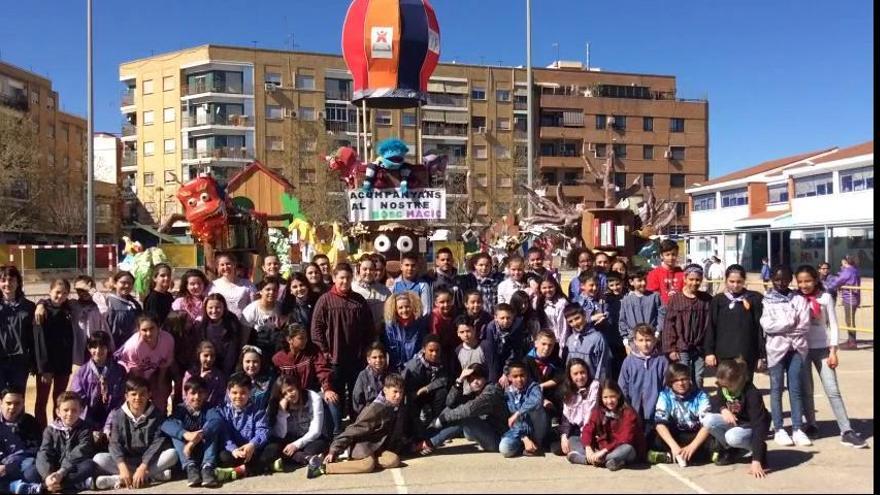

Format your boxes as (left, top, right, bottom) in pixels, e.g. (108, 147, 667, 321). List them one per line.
(802, 347, 852, 434)
(702, 413, 753, 451)
(172, 435, 219, 469)
(769, 350, 804, 431)
(329, 363, 363, 435)
(2, 456, 35, 481)
(499, 408, 549, 457)
(604, 444, 637, 466)
(429, 417, 500, 452)
(678, 350, 705, 389)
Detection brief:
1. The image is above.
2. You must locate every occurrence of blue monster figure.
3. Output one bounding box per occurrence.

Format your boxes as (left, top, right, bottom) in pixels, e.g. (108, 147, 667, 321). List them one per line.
(363, 138, 413, 194)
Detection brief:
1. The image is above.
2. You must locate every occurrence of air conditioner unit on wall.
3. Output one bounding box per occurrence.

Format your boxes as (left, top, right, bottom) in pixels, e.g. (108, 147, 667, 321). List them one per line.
(264, 82, 277, 92)
(607, 116, 616, 126)
(477, 126, 487, 134)
(664, 148, 672, 159)
(285, 109, 297, 118)
(587, 142, 596, 151)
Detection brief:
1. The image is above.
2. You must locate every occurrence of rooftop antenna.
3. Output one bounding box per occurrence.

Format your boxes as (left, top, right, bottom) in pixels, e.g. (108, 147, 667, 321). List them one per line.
(585, 42, 590, 70)
(552, 42, 559, 67)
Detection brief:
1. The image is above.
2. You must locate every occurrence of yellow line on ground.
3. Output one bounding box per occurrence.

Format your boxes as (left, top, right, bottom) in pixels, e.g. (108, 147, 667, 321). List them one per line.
(656, 464, 711, 494)
(390, 467, 408, 494)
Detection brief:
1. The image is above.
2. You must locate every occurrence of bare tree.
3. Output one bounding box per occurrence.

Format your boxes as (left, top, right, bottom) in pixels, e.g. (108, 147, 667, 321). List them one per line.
(0, 110, 47, 233)
(581, 142, 642, 208)
(283, 118, 348, 225)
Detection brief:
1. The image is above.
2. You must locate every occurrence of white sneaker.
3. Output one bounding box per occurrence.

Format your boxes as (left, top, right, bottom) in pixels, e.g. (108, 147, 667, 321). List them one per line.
(674, 454, 688, 467)
(95, 475, 121, 490)
(153, 469, 173, 482)
(774, 429, 795, 447)
(792, 429, 813, 447)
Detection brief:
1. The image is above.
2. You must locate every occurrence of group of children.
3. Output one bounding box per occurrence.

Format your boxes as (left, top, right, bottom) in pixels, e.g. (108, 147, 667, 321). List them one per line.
(0, 240, 867, 492)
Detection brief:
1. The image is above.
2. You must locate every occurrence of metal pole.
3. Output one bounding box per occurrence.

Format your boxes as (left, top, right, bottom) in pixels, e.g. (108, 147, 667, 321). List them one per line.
(416, 106, 422, 161)
(86, 0, 95, 277)
(526, 0, 534, 218)
(355, 106, 361, 158)
(362, 100, 369, 159)
(766, 228, 772, 267)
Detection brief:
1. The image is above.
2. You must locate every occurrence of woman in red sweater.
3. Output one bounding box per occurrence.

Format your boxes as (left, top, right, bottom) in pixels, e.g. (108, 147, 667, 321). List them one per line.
(579, 379, 645, 470)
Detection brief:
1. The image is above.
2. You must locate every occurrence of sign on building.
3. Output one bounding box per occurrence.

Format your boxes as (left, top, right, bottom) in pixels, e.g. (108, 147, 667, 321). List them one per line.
(348, 188, 446, 222)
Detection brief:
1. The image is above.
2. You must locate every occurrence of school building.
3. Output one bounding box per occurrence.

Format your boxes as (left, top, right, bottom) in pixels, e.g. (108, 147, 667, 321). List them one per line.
(684, 141, 874, 277)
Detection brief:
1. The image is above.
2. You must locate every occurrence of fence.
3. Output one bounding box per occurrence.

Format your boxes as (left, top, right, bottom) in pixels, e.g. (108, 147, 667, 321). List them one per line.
(703, 280, 873, 335)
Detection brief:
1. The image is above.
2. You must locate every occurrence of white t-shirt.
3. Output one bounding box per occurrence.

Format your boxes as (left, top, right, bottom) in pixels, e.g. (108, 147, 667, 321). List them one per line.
(209, 278, 257, 318)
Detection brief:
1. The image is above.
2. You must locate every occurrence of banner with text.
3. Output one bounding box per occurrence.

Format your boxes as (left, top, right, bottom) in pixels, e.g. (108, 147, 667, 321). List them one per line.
(348, 188, 446, 222)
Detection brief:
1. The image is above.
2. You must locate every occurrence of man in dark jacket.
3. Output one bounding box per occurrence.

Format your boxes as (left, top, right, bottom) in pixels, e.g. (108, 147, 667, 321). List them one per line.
(310, 263, 374, 435)
(429, 248, 465, 310)
(425, 363, 507, 453)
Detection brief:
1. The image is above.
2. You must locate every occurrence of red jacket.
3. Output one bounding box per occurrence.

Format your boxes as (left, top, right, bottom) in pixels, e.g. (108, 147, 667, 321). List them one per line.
(646, 265, 685, 305)
(429, 309, 457, 357)
(580, 405, 646, 460)
(272, 342, 334, 392)
(310, 287, 374, 365)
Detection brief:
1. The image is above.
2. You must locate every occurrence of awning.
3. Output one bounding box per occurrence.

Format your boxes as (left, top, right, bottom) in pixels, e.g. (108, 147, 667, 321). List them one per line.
(562, 111, 584, 126)
(732, 210, 791, 229)
(444, 112, 468, 124)
(514, 88, 529, 96)
(427, 82, 446, 92)
(422, 110, 445, 122)
(131, 222, 183, 244)
(444, 83, 468, 94)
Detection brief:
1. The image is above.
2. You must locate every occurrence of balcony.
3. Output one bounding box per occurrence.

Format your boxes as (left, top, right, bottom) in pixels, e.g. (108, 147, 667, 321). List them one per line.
(325, 120, 360, 134)
(182, 114, 253, 128)
(538, 155, 584, 169)
(182, 147, 254, 161)
(183, 81, 246, 96)
(325, 89, 352, 101)
(514, 129, 528, 141)
(425, 93, 468, 108)
(122, 124, 137, 137)
(421, 123, 468, 138)
(120, 90, 135, 107)
(122, 152, 137, 169)
(0, 92, 28, 112)
(514, 100, 528, 111)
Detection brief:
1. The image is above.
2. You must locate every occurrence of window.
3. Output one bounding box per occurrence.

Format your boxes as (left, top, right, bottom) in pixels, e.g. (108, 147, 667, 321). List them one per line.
(768, 183, 789, 203)
(163, 107, 175, 123)
(495, 89, 511, 102)
(299, 107, 316, 121)
(595, 114, 607, 130)
(612, 143, 626, 158)
(670, 118, 685, 133)
(144, 172, 155, 186)
(471, 86, 486, 100)
(595, 143, 607, 158)
(47, 125, 55, 139)
(474, 145, 488, 159)
(614, 173, 627, 188)
(324, 103, 349, 122)
(143, 110, 154, 126)
(267, 105, 283, 120)
(301, 140, 317, 152)
(267, 136, 284, 151)
(692, 193, 716, 211)
(840, 166, 874, 193)
(495, 145, 511, 160)
(265, 72, 282, 86)
(643, 145, 654, 160)
(143, 141, 155, 156)
(299, 170, 316, 183)
(47, 96, 55, 110)
(162, 76, 174, 91)
(164, 171, 177, 184)
(670, 174, 686, 188)
(643, 173, 654, 187)
(476, 174, 488, 187)
(497, 118, 511, 131)
(47, 155, 55, 167)
(295, 74, 315, 90)
(31, 90, 39, 105)
(403, 112, 417, 127)
(164, 139, 175, 154)
(670, 146, 685, 160)
(720, 188, 748, 207)
(675, 202, 687, 216)
(497, 176, 513, 188)
(476, 201, 488, 216)
(643, 117, 653, 131)
(144, 202, 156, 213)
(142, 79, 154, 94)
(59, 124, 69, 142)
(794, 173, 834, 198)
(611, 115, 626, 130)
(471, 116, 487, 129)
(376, 110, 392, 125)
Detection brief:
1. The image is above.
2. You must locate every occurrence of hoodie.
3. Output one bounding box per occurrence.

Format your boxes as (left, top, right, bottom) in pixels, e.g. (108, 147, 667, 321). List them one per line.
(108, 403, 168, 465)
(562, 327, 610, 381)
(35, 419, 95, 477)
(618, 349, 669, 423)
(486, 317, 531, 378)
(105, 294, 143, 346)
(69, 359, 127, 432)
(216, 400, 269, 452)
(825, 265, 861, 307)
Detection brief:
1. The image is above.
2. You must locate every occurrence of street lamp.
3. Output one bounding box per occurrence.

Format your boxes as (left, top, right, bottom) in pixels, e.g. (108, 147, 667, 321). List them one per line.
(526, 0, 533, 217)
(86, 0, 95, 276)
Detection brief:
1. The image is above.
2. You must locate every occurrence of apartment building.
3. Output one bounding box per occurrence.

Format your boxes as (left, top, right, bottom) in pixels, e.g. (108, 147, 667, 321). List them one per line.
(119, 45, 708, 231)
(0, 60, 119, 243)
(685, 141, 873, 275)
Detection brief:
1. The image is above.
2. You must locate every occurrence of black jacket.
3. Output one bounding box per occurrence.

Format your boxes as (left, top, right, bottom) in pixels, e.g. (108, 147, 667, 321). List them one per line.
(36, 419, 95, 475)
(709, 383, 770, 465)
(0, 412, 42, 461)
(108, 405, 169, 466)
(143, 291, 173, 326)
(352, 367, 386, 418)
(438, 382, 508, 435)
(34, 302, 74, 375)
(0, 297, 36, 365)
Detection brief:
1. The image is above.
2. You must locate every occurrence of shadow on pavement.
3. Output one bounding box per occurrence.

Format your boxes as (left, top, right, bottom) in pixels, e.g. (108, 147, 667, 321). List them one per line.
(766, 449, 813, 472)
(812, 418, 874, 441)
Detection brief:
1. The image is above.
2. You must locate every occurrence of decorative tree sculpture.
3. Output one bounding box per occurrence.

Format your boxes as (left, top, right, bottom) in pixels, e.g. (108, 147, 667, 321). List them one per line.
(581, 142, 642, 208)
(519, 182, 585, 228)
(634, 185, 678, 238)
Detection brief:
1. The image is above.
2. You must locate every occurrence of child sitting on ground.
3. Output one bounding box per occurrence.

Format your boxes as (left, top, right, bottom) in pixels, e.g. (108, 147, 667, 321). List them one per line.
(499, 361, 547, 458)
(213, 374, 278, 481)
(524, 330, 565, 419)
(268, 375, 330, 472)
(16, 392, 95, 494)
(403, 335, 450, 447)
(312, 374, 407, 477)
(552, 358, 599, 464)
(578, 380, 645, 470)
(160, 376, 222, 488)
(69, 331, 126, 441)
(701, 358, 769, 478)
(649, 363, 712, 467)
(92, 376, 177, 490)
(0, 387, 42, 493)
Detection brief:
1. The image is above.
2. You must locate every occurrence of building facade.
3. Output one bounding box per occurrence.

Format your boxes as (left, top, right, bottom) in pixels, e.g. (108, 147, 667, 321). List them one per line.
(685, 141, 873, 276)
(119, 45, 708, 231)
(1, 60, 119, 243)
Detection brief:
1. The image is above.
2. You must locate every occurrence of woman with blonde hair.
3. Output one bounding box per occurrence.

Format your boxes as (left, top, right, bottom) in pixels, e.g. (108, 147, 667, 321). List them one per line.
(381, 291, 428, 372)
